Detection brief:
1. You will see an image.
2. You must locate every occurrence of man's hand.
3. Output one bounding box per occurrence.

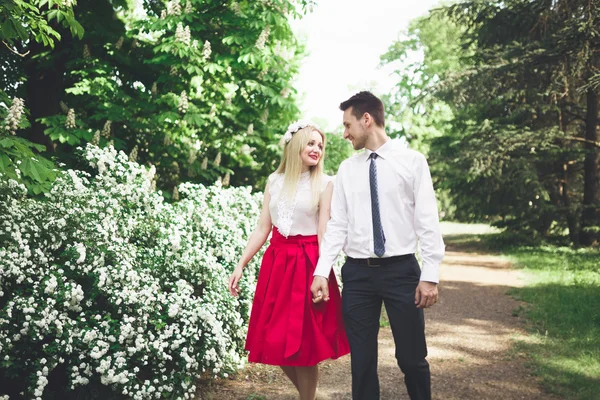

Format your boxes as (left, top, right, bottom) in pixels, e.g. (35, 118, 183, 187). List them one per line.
(310, 276, 330, 304)
(415, 281, 438, 309)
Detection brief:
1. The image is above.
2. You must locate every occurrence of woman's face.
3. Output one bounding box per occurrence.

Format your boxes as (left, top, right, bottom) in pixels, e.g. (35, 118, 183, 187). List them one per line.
(300, 130, 324, 168)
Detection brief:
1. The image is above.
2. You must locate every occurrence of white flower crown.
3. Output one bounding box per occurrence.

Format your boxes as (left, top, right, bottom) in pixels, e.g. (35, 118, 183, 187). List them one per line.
(283, 119, 319, 143)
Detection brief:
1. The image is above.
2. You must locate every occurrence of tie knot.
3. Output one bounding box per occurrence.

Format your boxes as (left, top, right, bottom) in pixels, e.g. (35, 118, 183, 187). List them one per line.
(369, 153, 378, 160)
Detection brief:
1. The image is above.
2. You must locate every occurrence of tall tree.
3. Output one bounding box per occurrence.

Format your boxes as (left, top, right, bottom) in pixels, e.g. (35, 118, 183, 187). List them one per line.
(2, 0, 314, 194)
(383, 0, 600, 246)
(1, 0, 83, 193)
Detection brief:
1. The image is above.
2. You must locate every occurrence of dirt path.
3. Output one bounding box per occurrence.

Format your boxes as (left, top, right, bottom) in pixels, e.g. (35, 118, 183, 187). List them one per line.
(199, 244, 556, 400)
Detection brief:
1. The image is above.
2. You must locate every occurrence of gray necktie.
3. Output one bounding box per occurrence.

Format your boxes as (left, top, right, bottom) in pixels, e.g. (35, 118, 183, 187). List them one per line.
(369, 153, 386, 257)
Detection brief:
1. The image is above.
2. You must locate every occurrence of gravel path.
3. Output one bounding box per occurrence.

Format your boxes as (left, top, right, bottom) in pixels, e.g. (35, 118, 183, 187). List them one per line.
(199, 244, 556, 400)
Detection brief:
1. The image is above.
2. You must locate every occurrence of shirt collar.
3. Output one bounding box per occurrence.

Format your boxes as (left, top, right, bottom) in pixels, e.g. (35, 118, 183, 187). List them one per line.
(363, 138, 393, 162)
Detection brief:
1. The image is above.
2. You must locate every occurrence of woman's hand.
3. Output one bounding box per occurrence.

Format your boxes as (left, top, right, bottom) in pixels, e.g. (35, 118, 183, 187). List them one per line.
(228, 266, 244, 297)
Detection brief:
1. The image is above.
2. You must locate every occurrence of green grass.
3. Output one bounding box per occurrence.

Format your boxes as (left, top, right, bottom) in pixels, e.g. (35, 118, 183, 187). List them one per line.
(445, 228, 600, 400)
(505, 246, 600, 400)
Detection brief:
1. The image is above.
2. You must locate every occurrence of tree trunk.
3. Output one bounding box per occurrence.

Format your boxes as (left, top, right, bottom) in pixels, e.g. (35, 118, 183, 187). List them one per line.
(562, 163, 579, 244)
(579, 88, 600, 246)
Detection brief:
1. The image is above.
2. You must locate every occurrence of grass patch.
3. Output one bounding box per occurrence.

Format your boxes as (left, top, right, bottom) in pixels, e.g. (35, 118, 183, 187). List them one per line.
(505, 246, 600, 399)
(447, 230, 600, 399)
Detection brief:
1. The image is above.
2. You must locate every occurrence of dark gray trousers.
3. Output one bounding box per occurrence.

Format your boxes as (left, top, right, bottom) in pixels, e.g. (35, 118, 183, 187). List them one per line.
(341, 255, 431, 400)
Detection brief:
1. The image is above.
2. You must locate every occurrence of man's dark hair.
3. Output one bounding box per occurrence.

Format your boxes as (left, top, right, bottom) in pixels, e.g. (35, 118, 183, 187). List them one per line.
(339, 91, 385, 127)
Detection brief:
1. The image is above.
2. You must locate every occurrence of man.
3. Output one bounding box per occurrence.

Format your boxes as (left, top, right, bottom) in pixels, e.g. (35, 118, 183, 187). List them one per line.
(311, 91, 444, 400)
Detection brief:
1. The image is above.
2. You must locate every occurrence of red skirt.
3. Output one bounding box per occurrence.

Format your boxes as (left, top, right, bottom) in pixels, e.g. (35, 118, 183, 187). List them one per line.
(245, 228, 350, 366)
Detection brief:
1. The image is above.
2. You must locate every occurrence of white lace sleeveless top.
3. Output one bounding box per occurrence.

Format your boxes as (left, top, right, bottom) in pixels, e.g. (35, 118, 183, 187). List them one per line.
(268, 172, 334, 237)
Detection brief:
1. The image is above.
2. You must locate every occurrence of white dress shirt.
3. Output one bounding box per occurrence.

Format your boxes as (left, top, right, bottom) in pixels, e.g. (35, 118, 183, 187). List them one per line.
(314, 139, 445, 283)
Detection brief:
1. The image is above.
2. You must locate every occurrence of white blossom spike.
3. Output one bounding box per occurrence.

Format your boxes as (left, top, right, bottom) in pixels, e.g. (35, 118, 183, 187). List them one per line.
(255, 26, 270, 51)
(188, 149, 197, 165)
(3, 97, 25, 135)
(102, 120, 112, 138)
(91, 130, 100, 145)
(175, 23, 191, 46)
(65, 109, 76, 129)
(83, 44, 91, 59)
(129, 145, 138, 162)
(167, 0, 182, 16)
(60, 101, 70, 113)
(214, 152, 221, 167)
(202, 40, 212, 60)
(179, 91, 189, 114)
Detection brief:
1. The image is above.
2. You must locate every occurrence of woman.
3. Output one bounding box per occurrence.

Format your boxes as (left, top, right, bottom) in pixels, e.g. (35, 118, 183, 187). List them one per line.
(228, 120, 350, 400)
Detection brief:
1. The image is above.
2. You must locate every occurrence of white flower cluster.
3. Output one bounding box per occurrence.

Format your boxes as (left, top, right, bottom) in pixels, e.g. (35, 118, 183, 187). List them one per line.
(179, 91, 189, 114)
(283, 119, 317, 143)
(3, 97, 25, 135)
(0, 144, 264, 398)
(255, 26, 270, 51)
(231, 2, 241, 16)
(129, 145, 139, 162)
(166, 0, 182, 16)
(202, 40, 212, 60)
(65, 108, 76, 129)
(175, 23, 191, 46)
(102, 120, 112, 138)
(92, 130, 101, 145)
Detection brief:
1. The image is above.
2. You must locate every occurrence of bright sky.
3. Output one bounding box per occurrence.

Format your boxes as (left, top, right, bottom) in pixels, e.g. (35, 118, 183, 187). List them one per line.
(290, 0, 441, 131)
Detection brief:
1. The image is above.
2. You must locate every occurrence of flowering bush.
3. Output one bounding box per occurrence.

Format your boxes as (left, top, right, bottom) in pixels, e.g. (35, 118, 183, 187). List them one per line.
(0, 145, 263, 399)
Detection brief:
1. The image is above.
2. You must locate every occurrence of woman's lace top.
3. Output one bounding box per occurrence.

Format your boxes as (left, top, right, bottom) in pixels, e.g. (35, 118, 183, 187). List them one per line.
(268, 172, 333, 237)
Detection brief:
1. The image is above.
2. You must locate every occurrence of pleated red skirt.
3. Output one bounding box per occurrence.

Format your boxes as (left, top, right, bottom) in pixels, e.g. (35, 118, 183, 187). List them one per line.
(245, 228, 350, 366)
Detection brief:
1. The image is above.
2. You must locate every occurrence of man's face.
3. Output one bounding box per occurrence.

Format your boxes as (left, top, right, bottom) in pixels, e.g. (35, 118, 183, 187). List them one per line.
(342, 107, 368, 150)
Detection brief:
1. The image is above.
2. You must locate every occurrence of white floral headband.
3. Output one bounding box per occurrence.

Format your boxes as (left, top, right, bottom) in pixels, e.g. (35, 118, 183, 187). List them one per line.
(283, 119, 319, 143)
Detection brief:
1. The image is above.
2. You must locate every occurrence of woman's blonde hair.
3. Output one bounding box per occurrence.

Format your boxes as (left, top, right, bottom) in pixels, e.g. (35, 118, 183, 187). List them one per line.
(275, 125, 326, 209)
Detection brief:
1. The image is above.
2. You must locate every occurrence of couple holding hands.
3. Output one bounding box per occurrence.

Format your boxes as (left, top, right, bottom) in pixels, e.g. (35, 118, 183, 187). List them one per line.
(229, 91, 444, 400)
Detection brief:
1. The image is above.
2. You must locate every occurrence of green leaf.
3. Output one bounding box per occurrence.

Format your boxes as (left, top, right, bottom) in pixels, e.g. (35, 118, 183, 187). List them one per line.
(1, 20, 16, 39)
(10, 19, 29, 41)
(0, 153, 12, 171)
(0, 138, 15, 148)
